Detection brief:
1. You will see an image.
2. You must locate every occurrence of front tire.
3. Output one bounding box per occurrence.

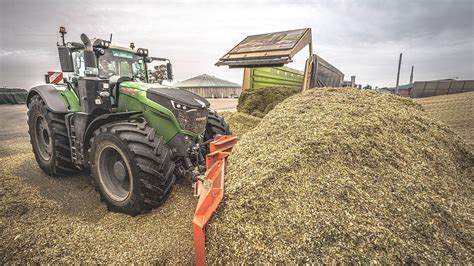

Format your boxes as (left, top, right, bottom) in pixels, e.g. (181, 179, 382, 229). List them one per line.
(89, 119, 175, 216)
(27, 95, 78, 176)
(202, 110, 231, 155)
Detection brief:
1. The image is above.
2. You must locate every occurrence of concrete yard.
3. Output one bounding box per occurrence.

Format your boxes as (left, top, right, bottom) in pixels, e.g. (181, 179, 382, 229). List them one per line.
(207, 98, 238, 111)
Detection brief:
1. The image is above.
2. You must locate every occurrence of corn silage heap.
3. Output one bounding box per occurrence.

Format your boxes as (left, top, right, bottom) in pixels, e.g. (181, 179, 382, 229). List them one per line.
(206, 88, 474, 263)
(220, 111, 261, 137)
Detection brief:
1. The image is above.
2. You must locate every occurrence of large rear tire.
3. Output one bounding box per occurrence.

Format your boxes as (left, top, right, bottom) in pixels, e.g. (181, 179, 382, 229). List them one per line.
(202, 110, 231, 155)
(27, 95, 78, 176)
(89, 118, 175, 216)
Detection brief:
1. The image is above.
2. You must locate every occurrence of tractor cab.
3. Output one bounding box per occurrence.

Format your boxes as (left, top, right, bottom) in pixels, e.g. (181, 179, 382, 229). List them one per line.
(72, 46, 147, 81)
(69, 45, 146, 107)
(59, 35, 173, 108)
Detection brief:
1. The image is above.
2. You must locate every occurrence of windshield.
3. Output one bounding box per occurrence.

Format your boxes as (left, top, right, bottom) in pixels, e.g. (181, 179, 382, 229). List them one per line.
(99, 49, 146, 82)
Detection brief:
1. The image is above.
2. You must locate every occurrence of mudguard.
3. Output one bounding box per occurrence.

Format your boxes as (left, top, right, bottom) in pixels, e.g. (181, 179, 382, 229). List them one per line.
(84, 111, 142, 145)
(81, 111, 142, 165)
(27, 84, 68, 113)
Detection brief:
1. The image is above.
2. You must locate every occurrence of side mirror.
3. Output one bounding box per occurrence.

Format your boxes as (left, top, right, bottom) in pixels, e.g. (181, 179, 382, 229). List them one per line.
(166, 63, 173, 80)
(58, 46, 74, 72)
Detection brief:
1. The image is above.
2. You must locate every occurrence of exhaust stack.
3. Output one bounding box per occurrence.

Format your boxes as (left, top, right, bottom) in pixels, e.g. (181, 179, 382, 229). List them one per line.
(80, 33, 98, 77)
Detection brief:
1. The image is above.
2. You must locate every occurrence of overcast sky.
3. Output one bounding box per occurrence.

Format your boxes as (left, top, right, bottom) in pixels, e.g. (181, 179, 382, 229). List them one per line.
(1, 0, 473, 89)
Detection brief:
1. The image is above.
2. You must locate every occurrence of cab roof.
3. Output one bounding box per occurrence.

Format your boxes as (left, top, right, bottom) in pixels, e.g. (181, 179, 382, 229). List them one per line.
(108, 44, 135, 53)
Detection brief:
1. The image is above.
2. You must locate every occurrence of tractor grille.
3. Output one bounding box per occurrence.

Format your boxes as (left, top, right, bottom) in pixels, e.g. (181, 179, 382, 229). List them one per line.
(176, 108, 208, 134)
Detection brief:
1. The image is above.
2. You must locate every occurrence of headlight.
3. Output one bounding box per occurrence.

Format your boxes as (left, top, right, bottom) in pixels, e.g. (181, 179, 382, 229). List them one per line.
(171, 100, 190, 111)
(135, 48, 149, 57)
(170, 100, 208, 133)
(93, 38, 110, 49)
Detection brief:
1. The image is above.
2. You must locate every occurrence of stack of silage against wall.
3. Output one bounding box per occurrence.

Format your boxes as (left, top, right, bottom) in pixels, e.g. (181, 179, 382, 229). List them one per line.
(0, 88, 27, 104)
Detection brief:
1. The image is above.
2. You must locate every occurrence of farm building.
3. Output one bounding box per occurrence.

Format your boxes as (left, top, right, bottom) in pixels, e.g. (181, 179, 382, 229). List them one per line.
(379, 83, 414, 97)
(411, 79, 474, 98)
(173, 74, 241, 98)
(379, 79, 474, 98)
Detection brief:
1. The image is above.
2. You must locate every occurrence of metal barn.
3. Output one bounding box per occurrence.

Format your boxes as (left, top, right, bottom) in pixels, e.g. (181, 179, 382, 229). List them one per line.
(174, 74, 241, 98)
(379, 80, 474, 98)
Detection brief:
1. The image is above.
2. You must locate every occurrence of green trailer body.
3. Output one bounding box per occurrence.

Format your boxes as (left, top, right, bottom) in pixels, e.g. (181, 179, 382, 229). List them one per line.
(247, 67, 304, 89)
(242, 57, 344, 91)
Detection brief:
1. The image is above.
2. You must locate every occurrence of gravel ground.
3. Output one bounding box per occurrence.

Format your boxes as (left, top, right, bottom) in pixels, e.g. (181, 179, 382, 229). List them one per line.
(0, 105, 28, 143)
(0, 105, 196, 263)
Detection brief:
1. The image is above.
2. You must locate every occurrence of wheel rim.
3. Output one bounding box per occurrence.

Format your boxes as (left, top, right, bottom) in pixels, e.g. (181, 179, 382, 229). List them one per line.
(34, 115, 52, 161)
(97, 144, 131, 202)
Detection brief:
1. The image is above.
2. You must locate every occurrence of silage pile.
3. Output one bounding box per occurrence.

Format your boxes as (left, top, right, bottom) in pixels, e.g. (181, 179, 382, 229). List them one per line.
(207, 88, 474, 264)
(220, 111, 261, 137)
(237, 86, 301, 118)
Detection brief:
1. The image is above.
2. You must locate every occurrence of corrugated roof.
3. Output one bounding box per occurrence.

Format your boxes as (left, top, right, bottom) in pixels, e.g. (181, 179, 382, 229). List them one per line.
(173, 74, 240, 88)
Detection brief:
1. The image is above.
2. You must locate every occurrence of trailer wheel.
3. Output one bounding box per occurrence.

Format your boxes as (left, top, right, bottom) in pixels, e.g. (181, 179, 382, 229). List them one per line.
(89, 119, 176, 216)
(27, 95, 78, 176)
(202, 110, 231, 155)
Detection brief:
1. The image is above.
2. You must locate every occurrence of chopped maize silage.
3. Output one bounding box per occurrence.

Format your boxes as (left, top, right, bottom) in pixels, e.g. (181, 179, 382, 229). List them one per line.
(1, 138, 196, 264)
(220, 111, 262, 137)
(237, 86, 301, 118)
(207, 88, 474, 264)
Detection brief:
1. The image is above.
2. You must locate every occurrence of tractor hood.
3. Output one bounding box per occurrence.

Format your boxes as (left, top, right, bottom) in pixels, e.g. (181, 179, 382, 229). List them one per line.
(119, 81, 210, 136)
(120, 81, 210, 109)
(147, 86, 210, 109)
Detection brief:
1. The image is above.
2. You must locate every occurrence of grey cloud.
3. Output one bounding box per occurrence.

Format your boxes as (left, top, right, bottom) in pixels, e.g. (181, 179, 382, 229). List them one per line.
(1, 0, 473, 89)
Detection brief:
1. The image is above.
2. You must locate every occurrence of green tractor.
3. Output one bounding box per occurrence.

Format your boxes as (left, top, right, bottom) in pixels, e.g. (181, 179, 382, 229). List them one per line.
(27, 27, 231, 216)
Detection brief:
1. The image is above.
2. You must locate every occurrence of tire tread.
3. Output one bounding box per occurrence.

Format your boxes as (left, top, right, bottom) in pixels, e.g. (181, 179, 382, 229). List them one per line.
(89, 118, 175, 215)
(27, 95, 78, 176)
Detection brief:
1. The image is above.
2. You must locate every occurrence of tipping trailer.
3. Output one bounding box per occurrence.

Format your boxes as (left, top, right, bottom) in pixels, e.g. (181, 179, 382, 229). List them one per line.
(216, 28, 344, 91)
